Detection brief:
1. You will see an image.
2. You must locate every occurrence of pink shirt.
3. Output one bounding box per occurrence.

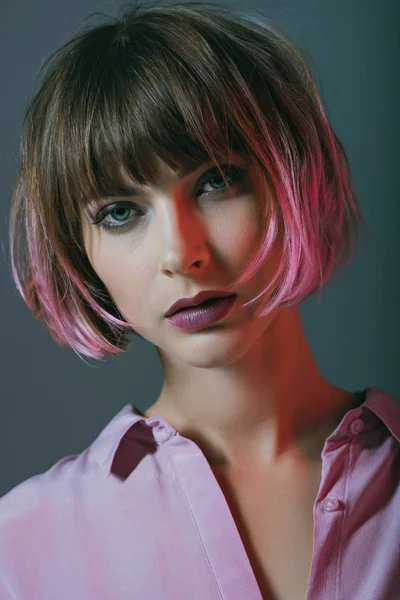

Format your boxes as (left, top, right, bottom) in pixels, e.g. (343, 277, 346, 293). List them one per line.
(0, 386, 399, 599)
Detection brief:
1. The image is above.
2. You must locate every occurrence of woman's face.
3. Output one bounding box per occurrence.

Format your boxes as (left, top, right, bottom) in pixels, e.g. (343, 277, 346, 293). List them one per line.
(80, 153, 282, 367)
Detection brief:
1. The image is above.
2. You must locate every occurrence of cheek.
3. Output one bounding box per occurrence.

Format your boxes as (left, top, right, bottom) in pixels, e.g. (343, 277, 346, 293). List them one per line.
(219, 196, 282, 293)
(84, 233, 149, 314)
(210, 196, 262, 267)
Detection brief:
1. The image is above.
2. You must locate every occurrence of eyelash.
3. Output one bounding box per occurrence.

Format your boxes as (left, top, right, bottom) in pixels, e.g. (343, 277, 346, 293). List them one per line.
(90, 164, 248, 233)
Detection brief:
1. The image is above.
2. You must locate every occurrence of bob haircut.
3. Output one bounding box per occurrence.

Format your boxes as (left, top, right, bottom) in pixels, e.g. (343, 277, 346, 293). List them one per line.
(9, 0, 365, 361)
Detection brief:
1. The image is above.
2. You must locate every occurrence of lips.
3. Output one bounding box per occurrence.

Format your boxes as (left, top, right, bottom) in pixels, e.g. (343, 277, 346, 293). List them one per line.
(165, 290, 236, 317)
(173, 296, 220, 313)
(166, 294, 237, 330)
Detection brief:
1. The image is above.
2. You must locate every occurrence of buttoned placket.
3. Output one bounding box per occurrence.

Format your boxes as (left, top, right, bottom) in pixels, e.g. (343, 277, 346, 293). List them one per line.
(143, 408, 374, 600)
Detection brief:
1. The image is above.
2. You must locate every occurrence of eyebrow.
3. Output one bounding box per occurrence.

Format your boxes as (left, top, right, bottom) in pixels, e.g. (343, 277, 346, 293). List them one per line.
(96, 166, 199, 200)
(90, 154, 246, 201)
(103, 185, 141, 198)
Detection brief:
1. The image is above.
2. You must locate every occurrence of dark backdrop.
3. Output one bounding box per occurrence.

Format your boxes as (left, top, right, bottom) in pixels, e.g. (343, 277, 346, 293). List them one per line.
(0, 0, 399, 497)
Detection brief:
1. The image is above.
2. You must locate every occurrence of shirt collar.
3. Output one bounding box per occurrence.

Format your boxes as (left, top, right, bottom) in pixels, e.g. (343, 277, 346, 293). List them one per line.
(363, 386, 400, 443)
(89, 386, 400, 476)
(90, 404, 148, 476)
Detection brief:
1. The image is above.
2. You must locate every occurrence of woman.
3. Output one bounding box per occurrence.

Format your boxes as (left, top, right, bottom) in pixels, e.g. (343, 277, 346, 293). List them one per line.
(2, 1, 399, 599)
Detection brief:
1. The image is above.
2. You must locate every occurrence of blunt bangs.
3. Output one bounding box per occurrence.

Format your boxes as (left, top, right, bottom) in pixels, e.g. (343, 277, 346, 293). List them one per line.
(53, 8, 268, 217)
(9, 0, 366, 360)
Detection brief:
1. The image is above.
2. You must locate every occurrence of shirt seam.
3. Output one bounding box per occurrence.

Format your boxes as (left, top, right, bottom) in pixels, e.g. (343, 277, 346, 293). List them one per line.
(161, 442, 225, 600)
(337, 435, 352, 600)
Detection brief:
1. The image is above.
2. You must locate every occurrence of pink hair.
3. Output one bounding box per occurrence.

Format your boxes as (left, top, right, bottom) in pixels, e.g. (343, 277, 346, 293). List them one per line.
(9, 1, 365, 360)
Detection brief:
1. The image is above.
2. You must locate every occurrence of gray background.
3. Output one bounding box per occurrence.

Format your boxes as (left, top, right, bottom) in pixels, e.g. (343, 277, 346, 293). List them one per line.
(0, 0, 398, 497)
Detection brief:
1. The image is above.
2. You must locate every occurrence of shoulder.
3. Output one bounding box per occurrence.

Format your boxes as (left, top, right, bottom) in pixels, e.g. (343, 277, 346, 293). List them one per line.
(0, 402, 140, 530)
(0, 452, 84, 543)
(0, 450, 97, 585)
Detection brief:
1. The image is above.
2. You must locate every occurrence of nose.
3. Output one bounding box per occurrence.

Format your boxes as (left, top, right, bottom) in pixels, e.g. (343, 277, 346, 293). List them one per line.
(158, 181, 210, 276)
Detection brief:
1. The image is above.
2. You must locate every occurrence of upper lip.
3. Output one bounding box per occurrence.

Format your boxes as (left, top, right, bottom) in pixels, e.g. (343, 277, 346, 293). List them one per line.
(165, 290, 236, 317)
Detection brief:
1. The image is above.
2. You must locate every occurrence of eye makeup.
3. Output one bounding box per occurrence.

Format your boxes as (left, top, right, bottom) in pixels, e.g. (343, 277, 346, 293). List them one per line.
(88, 163, 248, 234)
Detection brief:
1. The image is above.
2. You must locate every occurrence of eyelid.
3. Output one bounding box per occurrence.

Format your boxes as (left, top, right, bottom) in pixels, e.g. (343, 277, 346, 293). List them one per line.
(194, 163, 246, 193)
(91, 200, 138, 223)
(87, 196, 137, 215)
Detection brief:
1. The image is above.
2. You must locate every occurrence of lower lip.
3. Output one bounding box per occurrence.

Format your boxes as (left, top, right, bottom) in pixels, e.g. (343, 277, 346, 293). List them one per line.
(166, 295, 237, 330)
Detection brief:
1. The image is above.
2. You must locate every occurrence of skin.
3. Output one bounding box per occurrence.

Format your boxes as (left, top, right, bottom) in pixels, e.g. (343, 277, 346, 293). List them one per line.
(81, 152, 353, 477)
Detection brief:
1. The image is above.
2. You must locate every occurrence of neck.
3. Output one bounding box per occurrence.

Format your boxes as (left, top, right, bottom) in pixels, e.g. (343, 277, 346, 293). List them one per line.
(146, 306, 353, 469)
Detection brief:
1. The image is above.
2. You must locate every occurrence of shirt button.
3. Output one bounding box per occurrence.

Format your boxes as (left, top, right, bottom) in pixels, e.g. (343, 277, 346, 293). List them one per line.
(147, 419, 174, 443)
(350, 418, 364, 435)
(322, 497, 340, 512)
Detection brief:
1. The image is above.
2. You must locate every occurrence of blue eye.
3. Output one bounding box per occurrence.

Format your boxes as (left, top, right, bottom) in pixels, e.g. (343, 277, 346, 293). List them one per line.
(92, 164, 248, 233)
(91, 202, 142, 233)
(196, 164, 247, 195)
